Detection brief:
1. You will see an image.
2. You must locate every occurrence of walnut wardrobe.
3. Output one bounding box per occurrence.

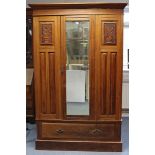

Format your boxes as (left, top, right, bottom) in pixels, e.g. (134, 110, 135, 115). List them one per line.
(29, 3, 127, 152)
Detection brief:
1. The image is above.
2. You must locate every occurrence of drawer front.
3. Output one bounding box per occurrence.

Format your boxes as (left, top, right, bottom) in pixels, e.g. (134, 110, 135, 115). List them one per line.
(39, 122, 121, 141)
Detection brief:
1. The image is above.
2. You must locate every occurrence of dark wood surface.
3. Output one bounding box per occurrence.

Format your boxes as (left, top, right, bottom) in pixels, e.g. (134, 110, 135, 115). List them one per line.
(29, 2, 127, 9)
(37, 122, 121, 141)
(31, 2, 126, 151)
(26, 74, 35, 122)
(26, 8, 33, 68)
(36, 140, 122, 152)
(26, 8, 34, 119)
(26, 8, 32, 16)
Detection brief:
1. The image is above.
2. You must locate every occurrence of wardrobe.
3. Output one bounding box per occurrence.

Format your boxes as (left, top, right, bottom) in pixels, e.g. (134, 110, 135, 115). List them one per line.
(29, 2, 127, 152)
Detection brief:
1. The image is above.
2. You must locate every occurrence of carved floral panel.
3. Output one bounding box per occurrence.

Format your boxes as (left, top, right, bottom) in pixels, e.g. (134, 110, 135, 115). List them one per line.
(103, 23, 116, 45)
(40, 23, 53, 45)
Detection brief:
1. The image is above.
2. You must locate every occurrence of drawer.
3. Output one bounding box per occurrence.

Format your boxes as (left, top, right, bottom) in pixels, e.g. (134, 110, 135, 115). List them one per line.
(39, 122, 121, 141)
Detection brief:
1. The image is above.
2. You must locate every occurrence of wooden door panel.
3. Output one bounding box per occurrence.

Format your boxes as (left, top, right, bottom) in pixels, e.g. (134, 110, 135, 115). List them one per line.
(48, 53, 56, 114)
(33, 16, 62, 120)
(100, 52, 117, 116)
(39, 52, 56, 115)
(95, 15, 123, 120)
(110, 52, 117, 115)
(100, 52, 108, 115)
(40, 52, 47, 114)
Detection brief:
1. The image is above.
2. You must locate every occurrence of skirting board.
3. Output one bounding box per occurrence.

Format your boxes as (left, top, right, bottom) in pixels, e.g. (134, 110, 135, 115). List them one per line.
(122, 108, 129, 117)
(122, 108, 129, 113)
(36, 139, 122, 152)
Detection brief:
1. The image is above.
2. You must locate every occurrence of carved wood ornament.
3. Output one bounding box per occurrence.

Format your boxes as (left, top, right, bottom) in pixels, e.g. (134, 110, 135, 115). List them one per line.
(104, 23, 116, 45)
(30, 2, 127, 152)
(40, 23, 52, 45)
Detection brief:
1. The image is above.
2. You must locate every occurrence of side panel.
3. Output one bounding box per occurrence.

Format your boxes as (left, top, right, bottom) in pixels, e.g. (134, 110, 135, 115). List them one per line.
(95, 14, 123, 120)
(33, 16, 62, 120)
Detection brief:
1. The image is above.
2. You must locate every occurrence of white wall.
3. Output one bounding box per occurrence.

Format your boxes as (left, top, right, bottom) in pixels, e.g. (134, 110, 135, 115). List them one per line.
(122, 71, 129, 109)
(123, 8, 129, 71)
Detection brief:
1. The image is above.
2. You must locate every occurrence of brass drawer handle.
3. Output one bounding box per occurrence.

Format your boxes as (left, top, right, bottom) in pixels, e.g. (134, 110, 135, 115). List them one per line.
(90, 129, 103, 135)
(56, 129, 64, 134)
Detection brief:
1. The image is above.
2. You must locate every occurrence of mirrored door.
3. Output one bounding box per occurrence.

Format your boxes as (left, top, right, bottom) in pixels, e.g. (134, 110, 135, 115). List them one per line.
(66, 19, 90, 116)
(61, 16, 95, 118)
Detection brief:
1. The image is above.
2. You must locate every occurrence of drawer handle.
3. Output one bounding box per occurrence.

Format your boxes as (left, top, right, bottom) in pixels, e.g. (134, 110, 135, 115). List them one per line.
(90, 129, 103, 135)
(56, 129, 64, 134)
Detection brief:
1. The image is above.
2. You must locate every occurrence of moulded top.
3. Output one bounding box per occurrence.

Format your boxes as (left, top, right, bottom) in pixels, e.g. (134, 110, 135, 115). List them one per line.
(28, 2, 128, 10)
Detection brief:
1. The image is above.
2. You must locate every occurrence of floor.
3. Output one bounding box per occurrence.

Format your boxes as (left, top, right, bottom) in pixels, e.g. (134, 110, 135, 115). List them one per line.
(26, 117, 129, 155)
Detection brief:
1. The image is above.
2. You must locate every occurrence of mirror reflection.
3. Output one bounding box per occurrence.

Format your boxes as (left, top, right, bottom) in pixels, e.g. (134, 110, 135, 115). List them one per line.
(66, 21, 90, 115)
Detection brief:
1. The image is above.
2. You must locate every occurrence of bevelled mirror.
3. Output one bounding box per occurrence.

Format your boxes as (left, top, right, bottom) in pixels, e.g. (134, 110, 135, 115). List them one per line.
(66, 18, 90, 116)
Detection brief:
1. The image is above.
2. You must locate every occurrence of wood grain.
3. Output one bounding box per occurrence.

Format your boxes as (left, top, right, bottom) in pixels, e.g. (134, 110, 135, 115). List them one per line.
(33, 16, 61, 120)
(36, 140, 122, 152)
(100, 53, 107, 115)
(39, 122, 120, 141)
(110, 52, 117, 114)
(29, 2, 127, 9)
(103, 22, 117, 45)
(40, 23, 52, 45)
(40, 53, 47, 114)
(95, 15, 123, 120)
(31, 3, 126, 151)
(49, 53, 56, 114)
